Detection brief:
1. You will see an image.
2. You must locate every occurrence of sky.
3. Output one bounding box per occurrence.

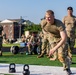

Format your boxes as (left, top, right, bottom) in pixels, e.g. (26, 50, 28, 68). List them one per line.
(0, 0, 76, 24)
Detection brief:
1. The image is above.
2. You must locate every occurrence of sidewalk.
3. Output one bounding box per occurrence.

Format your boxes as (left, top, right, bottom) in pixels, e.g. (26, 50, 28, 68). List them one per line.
(0, 63, 76, 75)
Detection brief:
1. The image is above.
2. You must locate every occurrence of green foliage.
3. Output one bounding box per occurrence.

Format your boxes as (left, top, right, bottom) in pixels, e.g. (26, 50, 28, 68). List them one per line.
(24, 24, 42, 32)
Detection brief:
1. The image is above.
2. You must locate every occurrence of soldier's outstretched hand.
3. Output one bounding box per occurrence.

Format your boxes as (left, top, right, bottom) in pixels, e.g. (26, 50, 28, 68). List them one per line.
(49, 48, 55, 56)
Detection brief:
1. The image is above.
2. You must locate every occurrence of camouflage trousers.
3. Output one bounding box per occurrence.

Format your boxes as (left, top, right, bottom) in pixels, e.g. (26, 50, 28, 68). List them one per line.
(50, 43, 57, 60)
(0, 37, 2, 50)
(41, 40, 50, 55)
(67, 37, 75, 50)
(50, 42, 70, 70)
(67, 31, 75, 50)
(56, 43, 70, 70)
(27, 43, 33, 54)
(0, 37, 2, 55)
(41, 34, 57, 58)
(41, 34, 70, 70)
(67, 36, 75, 59)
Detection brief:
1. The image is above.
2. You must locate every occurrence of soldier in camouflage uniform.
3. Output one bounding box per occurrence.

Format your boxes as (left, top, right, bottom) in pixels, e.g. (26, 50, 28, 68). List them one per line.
(38, 19, 58, 60)
(25, 34, 32, 54)
(38, 32, 43, 54)
(38, 10, 72, 75)
(29, 32, 41, 54)
(21, 34, 26, 42)
(38, 31, 50, 56)
(0, 24, 3, 56)
(62, 7, 76, 63)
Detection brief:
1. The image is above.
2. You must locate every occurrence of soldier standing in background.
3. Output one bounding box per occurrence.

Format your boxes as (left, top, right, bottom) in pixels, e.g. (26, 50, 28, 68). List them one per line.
(0, 24, 3, 56)
(38, 10, 72, 75)
(62, 7, 76, 63)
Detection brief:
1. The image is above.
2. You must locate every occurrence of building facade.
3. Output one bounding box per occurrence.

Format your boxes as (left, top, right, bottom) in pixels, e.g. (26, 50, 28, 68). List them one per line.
(1, 19, 22, 40)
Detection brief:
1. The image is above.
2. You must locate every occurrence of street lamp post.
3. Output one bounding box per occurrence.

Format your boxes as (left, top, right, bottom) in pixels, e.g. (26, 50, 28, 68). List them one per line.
(19, 24, 21, 39)
(19, 16, 27, 39)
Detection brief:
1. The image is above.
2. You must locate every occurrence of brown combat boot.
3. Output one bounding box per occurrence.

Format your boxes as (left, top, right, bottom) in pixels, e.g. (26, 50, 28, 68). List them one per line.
(0, 51, 2, 56)
(37, 53, 44, 58)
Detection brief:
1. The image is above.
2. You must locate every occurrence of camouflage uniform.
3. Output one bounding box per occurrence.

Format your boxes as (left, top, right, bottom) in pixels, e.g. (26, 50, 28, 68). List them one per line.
(38, 19, 57, 60)
(0, 25, 3, 56)
(41, 34, 50, 55)
(25, 35, 32, 54)
(62, 16, 76, 59)
(38, 19, 70, 70)
(30, 33, 41, 54)
(38, 32, 44, 54)
(21, 34, 26, 42)
(39, 31, 50, 56)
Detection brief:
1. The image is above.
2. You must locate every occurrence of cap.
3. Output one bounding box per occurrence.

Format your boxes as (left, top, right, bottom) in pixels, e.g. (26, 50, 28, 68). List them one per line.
(67, 6, 73, 11)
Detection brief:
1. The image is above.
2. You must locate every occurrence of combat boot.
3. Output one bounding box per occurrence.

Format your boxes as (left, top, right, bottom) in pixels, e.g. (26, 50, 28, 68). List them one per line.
(37, 53, 44, 58)
(65, 68, 72, 75)
(0, 51, 2, 56)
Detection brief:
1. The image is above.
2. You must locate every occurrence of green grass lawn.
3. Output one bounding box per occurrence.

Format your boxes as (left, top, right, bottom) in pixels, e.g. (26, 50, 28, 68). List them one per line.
(0, 73, 14, 75)
(2, 43, 20, 47)
(0, 52, 76, 67)
(0, 52, 76, 75)
(2, 43, 76, 68)
(4, 74, 13, 75)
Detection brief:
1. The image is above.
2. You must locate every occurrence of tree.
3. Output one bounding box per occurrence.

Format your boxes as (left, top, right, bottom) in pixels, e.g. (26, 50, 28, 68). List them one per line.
(24, 24, 42, 32)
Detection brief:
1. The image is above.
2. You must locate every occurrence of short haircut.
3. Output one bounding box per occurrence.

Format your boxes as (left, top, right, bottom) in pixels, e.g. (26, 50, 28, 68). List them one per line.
(46, 10, 54, 15)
